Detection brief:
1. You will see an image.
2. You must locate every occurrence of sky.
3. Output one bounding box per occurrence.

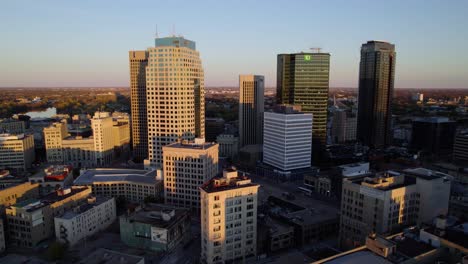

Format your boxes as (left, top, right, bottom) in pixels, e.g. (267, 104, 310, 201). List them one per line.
(1, 0, 467, 88)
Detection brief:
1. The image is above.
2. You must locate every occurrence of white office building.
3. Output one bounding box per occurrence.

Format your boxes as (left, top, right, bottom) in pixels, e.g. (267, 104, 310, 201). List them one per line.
(55, 196, 116, 246)
(263, 105, 313, 171)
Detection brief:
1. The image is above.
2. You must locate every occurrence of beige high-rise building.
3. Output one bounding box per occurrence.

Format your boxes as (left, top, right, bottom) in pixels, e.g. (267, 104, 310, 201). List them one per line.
(129, 50, 149, 161)
(44, 112, 116, 168)
(163, 139, 218, 209)
(92, 112, 114, 166)
(145, 36, 205, 168)
(44, 121, 68, 163)
(239, 75, 264, 147)
(0, 133, 35, 171)
(200, 168, 259, 264)
(339, 168, 450, 249)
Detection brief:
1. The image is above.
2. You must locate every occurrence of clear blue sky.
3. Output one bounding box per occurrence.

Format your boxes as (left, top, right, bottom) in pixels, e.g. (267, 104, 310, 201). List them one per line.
(1, 0, 467, 88)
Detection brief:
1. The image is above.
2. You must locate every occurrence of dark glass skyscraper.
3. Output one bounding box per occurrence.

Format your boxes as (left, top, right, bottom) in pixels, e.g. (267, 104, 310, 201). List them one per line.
(357, 41, 396, 148)
(277, 52, 330, 148)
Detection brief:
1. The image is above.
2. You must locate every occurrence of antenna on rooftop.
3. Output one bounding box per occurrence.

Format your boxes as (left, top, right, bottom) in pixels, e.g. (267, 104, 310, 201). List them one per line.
(172, 24, 176, 37)
(310, 47, 322, 53)
(155, 24, 159, 38)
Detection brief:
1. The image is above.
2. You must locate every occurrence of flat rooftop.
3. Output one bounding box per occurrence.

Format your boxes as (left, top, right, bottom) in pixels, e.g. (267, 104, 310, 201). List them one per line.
(57, 196, 113, 220)
(74, 168, 159, 185)
(267, 196, 339, 226)
(163, 140, 217, 150)
(200, 173, 259, 193)
(10, 186, 89, 212)
(124, 203, 188, 229)
(322, 250, 392, 264)
(77, 248, 144, 264)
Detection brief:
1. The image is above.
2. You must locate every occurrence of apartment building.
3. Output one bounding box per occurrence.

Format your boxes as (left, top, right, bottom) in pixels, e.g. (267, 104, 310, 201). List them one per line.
(0, 133, 35, 172)
(6, 186, 91, 247)
(339, 168, 451, 249)
(200, 168, 259, 264)
(55, 196, 116, 246)
(163, 139, 218, 209)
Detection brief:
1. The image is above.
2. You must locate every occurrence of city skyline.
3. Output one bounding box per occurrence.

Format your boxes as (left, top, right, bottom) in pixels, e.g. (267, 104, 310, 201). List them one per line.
(1, 0, 468, 88)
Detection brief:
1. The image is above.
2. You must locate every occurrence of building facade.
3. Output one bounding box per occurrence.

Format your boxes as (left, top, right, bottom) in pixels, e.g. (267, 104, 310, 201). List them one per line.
(55, 196, 116, 246)
(357, 41, 396, 148)
(163, 139, 218, 209)
(120, 203, 191, 252)
(0, 133, 35, 172)
(0, 182, 39, 207)
(92, 112, 115, 166)
(331, 109, 357, 144)
(0, 118, 25, 134)
(200, 168, 259, 264)
(453, 131, 468, 164)
(74, 168, 163, 203)
(146, 36, 205, 168)
(263, 105, 313, 173)
(277, 52, 330, 147)
(339, 168, 451, 249)
(239, 75, 264, 147)
(6, 186, 91, 247)
(129, 50, 149, 161)
(216, 134, 239, 160)
(411, 117, 456, 157)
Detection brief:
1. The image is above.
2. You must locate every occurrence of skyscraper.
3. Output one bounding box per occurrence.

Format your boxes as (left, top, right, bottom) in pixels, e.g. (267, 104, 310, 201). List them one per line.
(239, 75, 264, 147)
(277, 52, 330, 149)
(357, 41, 396, 148)
(129, 50, 148, 162)
(146, 36, 205, 168)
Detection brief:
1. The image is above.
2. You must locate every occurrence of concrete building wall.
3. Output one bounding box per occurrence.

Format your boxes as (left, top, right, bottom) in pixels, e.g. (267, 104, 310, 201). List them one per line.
(216, 134, 239, 159)
(92, 112, 114, 166)
(163, 141, 218, 209)
(0, 133, 35, 171)
(0, 182, 39, 207)
(55, 197, 116, 246)
(200, 170, 259, 264)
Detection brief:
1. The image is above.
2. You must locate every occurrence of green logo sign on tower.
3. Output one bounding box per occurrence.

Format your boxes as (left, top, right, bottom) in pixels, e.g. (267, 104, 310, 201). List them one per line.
(304, 55, 311, 61)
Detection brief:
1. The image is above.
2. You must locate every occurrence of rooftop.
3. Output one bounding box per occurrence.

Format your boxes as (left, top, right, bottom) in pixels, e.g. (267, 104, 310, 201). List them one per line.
(200, 168, 259, 193)
(267, 196, 339, 226)
(123, 203, 189, 229)
(413, 116, 454, 123)
(77, 248, 144, 264)
(0, 133, 29, 141)
(163, 138, 217, 150)
(30, 165, 73, 182)
(155, 36, 196, 50)
(10, 186, 89, 212)
(57, 196, 113, 220)
(74, 168, 159, 185)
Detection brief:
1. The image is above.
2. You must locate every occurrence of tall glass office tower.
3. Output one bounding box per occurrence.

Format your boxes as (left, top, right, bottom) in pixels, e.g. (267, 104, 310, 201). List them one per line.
(277, 52, 330, 149)
(357, 41, 395, 148)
